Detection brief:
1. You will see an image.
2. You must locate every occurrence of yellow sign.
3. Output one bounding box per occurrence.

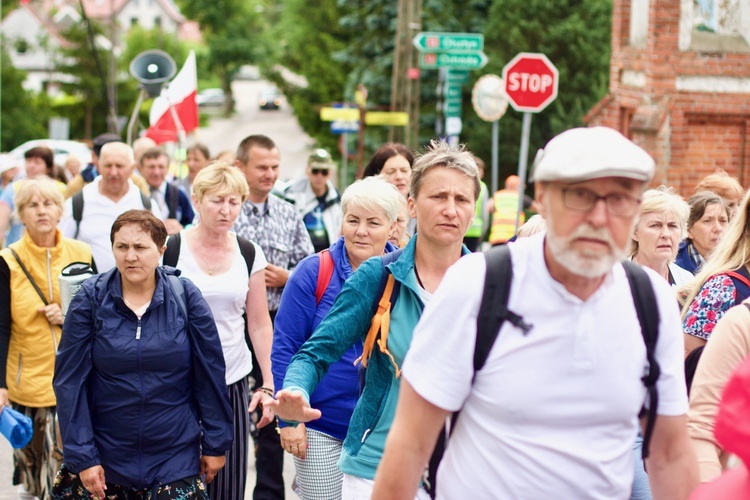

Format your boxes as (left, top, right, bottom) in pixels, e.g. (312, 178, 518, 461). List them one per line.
(320, 107, 360, 121)
(364, 112, 409, 126)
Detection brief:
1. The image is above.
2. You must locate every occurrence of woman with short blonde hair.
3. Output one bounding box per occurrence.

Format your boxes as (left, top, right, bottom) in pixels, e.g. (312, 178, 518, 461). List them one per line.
(163, 161, 274, 500)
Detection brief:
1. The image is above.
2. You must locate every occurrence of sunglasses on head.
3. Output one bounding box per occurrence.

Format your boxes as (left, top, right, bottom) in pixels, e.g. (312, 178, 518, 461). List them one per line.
(311, 168, 329, 176)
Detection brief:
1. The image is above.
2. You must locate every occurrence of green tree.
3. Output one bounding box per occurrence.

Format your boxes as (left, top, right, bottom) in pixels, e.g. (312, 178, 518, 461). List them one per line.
(55, 20, 114, 139)
(176, 0, 265, 115)
(263, 0, 353, 154)
(462, 0, 612, 185)
(0, 45, 48, 150)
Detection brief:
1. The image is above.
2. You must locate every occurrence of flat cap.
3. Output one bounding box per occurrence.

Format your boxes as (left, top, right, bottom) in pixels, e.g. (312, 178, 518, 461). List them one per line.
(529, 127, 655, 183)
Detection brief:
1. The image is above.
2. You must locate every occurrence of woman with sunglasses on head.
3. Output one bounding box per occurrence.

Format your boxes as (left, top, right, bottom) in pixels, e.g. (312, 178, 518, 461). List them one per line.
(281, 149, 342, 253)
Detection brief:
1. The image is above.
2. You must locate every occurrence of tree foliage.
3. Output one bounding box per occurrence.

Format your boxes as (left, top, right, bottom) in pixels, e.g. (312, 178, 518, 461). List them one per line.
(462, 0, 612, 184)
(256, 0, 611, 188)
(175, 0, 265, 115)
(0, 44, 48, 151)
(262, 0, 353, 154)
(55, 20, 117, 139)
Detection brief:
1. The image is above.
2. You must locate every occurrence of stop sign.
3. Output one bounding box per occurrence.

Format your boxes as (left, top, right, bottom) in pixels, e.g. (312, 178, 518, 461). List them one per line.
(502, 52, 559, 112)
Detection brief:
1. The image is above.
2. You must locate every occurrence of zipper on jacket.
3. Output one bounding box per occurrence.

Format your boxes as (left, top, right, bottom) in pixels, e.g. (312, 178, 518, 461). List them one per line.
(16, 353, 22, 385)
(137, 321, 145, 484)
(46, 249, 58, 352)
(361, 429, 371, 443)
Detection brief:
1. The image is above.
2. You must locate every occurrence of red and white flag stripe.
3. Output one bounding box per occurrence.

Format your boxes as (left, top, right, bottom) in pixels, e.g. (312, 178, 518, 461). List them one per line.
(146, 50, 198, 144)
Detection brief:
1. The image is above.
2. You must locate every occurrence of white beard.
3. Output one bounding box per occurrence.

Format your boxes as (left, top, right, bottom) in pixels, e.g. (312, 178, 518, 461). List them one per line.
(545, 210, 629, 279)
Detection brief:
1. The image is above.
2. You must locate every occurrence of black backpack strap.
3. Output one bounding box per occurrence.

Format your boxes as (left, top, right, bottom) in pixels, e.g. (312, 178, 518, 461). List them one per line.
(237, 236, 256, 274)
(72, 191, 84, 239)
(474, 245, 530, 376)
(166, 274, 188, 320)
(622, 261, 661, 460)
(167, 183, 179, 220)
(162, 233, 182, 268)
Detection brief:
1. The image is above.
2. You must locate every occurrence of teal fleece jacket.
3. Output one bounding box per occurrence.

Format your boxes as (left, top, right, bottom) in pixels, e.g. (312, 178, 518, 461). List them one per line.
(283, 235, 469, 479)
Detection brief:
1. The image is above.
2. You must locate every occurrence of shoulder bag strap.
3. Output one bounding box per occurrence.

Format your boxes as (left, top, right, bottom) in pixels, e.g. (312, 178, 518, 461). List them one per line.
(8, 248, 48, 306)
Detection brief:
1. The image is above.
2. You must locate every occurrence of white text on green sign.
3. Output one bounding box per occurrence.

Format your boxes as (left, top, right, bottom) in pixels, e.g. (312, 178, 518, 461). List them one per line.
(419, 51, 488, 70)
(444, 101, 462, 117)
(444, 85, 462, 100)
(412, 32, 484, 53)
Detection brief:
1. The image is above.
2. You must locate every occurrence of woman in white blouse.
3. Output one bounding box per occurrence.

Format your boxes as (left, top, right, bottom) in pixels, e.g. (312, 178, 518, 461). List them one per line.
(630, 186, 694, 287)
(163, 161, 275, 500)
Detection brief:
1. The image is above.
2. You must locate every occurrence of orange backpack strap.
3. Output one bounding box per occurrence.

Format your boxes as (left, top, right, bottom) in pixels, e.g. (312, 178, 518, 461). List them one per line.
(354, 273, 402, 377)
(315, 249, 335, 305)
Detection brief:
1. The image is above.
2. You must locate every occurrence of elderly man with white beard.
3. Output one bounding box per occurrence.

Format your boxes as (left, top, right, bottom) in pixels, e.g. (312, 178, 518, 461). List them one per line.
(372, 127, 698, 500)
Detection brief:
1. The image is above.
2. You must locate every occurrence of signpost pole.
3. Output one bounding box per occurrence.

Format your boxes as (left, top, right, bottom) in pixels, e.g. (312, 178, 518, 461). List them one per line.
(515, 111, 532, 232)
(341, 132, 348, 189)
(491, 119, 499, 195)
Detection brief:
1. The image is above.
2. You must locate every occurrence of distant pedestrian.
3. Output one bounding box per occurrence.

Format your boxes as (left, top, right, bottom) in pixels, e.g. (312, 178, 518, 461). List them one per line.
(281, 149, 342, 253)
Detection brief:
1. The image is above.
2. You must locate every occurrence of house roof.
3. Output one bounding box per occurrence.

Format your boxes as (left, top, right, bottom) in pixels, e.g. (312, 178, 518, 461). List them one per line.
(20, 1, 72, 49)
(76, 0, 186, 24)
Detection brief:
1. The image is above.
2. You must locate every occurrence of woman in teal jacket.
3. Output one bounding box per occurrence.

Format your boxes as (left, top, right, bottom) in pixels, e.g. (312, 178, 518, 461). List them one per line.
(271, 140, 480, 498)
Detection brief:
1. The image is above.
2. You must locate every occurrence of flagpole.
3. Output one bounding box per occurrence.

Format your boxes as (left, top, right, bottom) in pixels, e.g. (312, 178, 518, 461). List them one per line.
(165, 88, 187, 178)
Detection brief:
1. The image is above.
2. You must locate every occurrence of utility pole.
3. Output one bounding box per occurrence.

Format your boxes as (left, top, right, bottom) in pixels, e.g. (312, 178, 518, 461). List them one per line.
(108, 0, 119, 133)
(389, 0, 421, 148)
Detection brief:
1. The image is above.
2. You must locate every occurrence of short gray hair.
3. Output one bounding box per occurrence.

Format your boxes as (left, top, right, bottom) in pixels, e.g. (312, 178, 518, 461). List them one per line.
(629, 186, 691, 257)
(341, 177, 402, 223)
(410, 140, 480, 200)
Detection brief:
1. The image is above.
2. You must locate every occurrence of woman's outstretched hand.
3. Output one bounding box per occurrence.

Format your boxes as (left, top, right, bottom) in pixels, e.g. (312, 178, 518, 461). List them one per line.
(266, 389, 322, 423)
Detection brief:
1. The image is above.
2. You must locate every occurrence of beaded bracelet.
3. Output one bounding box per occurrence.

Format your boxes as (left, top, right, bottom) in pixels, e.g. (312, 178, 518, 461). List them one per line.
(255, 386, 274, 397)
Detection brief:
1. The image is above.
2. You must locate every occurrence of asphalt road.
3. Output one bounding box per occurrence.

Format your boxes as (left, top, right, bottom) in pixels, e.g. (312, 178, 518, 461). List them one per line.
(0, 78, 308, 498)
(195, 79, 315, 185)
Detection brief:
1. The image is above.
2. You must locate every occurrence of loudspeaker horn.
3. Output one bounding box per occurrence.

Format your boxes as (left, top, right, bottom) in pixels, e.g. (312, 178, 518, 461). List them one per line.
(129, 49, 176, 98)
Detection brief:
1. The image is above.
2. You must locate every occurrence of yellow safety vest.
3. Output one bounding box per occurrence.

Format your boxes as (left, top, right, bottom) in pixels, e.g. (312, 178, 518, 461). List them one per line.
(465, 181, 488, 238)
(489, 190, 524, 244)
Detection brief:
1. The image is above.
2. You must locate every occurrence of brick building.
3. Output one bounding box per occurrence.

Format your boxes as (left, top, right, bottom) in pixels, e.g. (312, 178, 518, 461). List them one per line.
(584, 0, 750, 194)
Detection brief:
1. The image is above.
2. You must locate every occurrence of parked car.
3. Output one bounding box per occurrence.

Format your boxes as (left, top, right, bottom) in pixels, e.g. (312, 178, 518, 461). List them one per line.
(258, 87, 282, 110)
(197, 88, 230, 107)
(9, 139, 92, 168)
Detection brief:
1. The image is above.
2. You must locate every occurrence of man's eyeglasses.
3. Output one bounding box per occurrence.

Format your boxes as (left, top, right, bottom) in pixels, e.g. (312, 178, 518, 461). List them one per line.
(561, 187, 641, 217)
(311, 168, 329, 176)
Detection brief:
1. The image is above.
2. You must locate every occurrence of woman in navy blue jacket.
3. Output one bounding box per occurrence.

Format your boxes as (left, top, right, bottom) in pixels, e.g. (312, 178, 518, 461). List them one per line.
(52, 210, 232, 499)
(272, 177, 401, 499)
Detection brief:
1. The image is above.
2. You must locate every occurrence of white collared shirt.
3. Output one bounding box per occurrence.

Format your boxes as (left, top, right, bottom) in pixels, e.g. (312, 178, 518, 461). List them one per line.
(404, 232, 687, 499)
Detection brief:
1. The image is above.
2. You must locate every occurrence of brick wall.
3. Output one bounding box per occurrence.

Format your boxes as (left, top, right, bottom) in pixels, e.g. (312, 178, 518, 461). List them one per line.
(586, 0, 750, 196)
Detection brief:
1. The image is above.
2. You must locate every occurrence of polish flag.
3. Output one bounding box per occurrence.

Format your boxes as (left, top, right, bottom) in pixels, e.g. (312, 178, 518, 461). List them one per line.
(145, 50, 198, 144)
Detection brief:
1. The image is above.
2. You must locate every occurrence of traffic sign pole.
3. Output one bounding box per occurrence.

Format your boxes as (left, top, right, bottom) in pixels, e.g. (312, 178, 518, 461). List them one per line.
(516, 112, 532, 232)
(492, 120, 499, 195)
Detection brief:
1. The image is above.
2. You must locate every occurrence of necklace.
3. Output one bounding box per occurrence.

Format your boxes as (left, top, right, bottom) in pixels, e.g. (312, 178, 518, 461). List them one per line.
(414, 263, 425, 289)
(192, 231, 229, 276)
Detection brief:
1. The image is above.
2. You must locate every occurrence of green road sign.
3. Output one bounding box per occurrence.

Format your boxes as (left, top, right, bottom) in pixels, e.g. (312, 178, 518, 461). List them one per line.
(419, 51, 488, 70)
(446, 70, 470, 83)
(412, 32, 484, 53)
(444, 85, 462, 100)
(443, 100, 462, 117)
